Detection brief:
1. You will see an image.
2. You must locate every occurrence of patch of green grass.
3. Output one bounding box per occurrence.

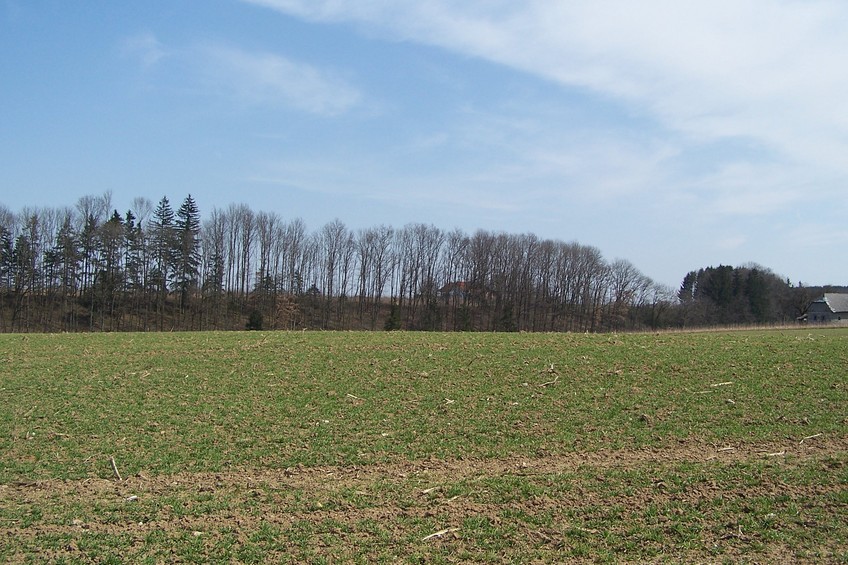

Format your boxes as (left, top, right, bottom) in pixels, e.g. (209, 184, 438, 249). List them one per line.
(1, 328, 846, 562)
(2, 329, 846, 481)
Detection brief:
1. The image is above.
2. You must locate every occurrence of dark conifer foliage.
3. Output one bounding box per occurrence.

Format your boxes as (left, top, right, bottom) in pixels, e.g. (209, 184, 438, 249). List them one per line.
(676, 264, 810, 327)
(175, 194, 201, 315)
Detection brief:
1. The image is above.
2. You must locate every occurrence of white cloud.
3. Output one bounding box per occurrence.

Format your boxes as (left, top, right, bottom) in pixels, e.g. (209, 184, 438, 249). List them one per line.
(242, 0, 848, 178)
(196, 44, 361, 116)
(123, 33, 361, 116)
(239, 0, 847, 286)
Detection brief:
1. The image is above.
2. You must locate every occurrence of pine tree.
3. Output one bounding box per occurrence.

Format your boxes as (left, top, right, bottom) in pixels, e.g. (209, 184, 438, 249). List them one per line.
(54, 216, 79, 293)
(151, 197, 176, 287)
(77, 214, 101, 329)
(745, 269, 769, 322)
(175, 195, 201, 313)
(123, 209, 148, 330)
(10, 231, 38, 330)
(0, 224, 14, 292)
(49, 215, 79, 330)
(123, 210, 143, 294)
(203, 251, 225, 294)
(150, 196, 176, 329)
(96, 211, 125, 328)
(78, 214, 99, 298)
(678, 271, 697, 302)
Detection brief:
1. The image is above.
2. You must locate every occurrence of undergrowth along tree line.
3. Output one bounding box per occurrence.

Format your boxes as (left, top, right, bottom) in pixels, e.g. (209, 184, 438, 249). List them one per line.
(0, 193, 825, 332)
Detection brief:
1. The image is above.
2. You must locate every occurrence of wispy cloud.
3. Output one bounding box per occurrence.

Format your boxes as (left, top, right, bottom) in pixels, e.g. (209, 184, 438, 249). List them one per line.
(121, 32, 167, 68)
(237, 0, 847, 285)
(242, 0, 848, 186)
(123, 33, 361, 116)
(696, 162, 808, 217)
(195, 44, 361, 116)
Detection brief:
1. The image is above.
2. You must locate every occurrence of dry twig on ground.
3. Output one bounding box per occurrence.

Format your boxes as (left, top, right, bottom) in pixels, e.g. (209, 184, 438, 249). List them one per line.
(422, 527, 459, 541)
(110, 456, 123, 481)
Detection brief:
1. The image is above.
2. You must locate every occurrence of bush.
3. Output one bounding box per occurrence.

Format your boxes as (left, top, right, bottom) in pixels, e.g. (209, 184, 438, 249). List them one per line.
(384, 303, 400, 331)
(245, 310, 264, 331)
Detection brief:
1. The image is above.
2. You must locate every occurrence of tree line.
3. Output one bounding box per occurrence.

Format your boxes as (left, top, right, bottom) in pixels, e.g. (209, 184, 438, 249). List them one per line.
(676, 265, 826, 327)
(0, 193, 823, 333)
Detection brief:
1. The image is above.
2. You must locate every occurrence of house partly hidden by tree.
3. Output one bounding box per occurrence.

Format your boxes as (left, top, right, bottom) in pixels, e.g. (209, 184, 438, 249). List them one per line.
(438, 281, 497, 303)
(801, 293, 848, 324)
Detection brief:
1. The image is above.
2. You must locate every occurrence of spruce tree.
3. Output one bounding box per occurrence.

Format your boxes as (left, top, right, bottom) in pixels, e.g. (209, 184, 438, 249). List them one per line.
(0, 225, 14, 291)
(123, 210, 143, 293)
(123, 209, 145, 330)
(96, 211, 125, 328)
(175, 195, 201, 311)
(150, 196, 176, 328)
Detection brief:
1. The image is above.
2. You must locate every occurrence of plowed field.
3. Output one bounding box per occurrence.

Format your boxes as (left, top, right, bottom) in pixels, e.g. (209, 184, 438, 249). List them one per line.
(2, 329, 846, 562)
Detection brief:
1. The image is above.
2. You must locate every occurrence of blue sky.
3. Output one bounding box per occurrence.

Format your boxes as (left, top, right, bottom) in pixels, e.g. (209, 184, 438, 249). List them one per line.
(2, 1, 846, 288)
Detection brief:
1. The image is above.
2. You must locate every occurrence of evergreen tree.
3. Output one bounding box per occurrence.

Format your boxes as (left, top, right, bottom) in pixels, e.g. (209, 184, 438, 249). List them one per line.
(10, 232, 38, 330)
(203, 252, 225, 294)
(384, 301, 401, 330)
(78, 213, 99, 297)
(12, 233, 36, 289)
(678, 271, 697, 302)
(54, 215, 79, 294)
(150, 196, 177, 329)
(123, 209, 148, 330)
(0, 225, 13, 292)
(245, 309, 264, 330)
(123, 210, 144, 293)
(175, 195, 201, 308)
(51, 215, 80, 330)
(150, 197, 176, 288)
(96, 211, 125, 328)
(745, 269, 769, 322)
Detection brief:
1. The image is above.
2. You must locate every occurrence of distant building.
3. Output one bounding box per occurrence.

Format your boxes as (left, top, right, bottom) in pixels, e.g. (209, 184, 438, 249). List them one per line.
(802, 293, 848, 324)
(438, 281, 497, 302)
(438, 281, 471, 300)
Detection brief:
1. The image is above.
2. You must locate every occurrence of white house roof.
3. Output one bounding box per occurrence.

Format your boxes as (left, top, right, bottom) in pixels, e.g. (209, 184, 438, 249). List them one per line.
(821, 293, 848, 313)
